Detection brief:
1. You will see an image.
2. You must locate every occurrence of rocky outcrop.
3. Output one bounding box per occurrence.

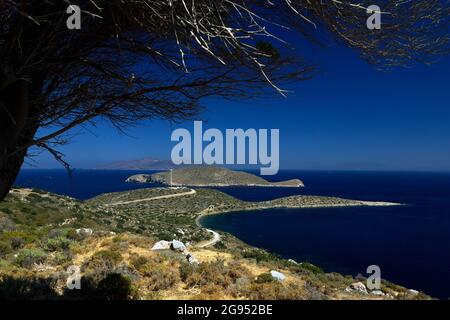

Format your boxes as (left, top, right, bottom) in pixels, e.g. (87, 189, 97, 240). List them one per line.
(171, 240, 187, 252)
(346, 282, 368, 295)
(186, 253, 199, 265)
(76, 228, 93, 238)
(270, 270, 286, 281)
(151, 240, 172, 250)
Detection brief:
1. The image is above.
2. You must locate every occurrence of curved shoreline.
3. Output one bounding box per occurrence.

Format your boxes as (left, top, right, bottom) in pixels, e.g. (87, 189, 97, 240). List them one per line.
(195, 199, 403, 237)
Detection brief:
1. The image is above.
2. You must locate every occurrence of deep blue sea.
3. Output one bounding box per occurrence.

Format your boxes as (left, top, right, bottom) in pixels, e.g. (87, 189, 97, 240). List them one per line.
(14, 169, 450, 299)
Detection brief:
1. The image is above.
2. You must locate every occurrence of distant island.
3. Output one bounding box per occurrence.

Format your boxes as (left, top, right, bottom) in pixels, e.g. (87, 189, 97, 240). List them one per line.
(126, 166, 304, 187)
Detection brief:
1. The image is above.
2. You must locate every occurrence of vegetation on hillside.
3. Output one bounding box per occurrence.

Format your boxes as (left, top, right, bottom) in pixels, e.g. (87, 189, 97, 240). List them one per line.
(0, 188, 428, 300)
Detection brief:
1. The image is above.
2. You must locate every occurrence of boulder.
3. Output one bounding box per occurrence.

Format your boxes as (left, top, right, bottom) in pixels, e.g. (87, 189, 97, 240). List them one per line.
(348, 282, 368, 295)
(371, 290, 385, 296)
(151, 240, 171, 250)
(407, 289, 419, 295)
(76, 228, 93, 238)
(171, 240, 186, 252)
(186, 253, 199, 265)
(270, 270, 286, 282)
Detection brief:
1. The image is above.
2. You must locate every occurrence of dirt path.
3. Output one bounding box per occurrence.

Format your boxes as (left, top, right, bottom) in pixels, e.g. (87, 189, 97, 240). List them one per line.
(196, 229, 221, 248)
(106, 188, 196, 206)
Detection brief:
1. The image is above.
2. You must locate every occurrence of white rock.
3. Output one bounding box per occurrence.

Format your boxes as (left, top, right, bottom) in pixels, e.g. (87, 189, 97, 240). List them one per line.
(270, 270, 286, 282)
(76, 228, 93, 237)
(151, 240, 172, 250)
(171, 240, 186, 252)
(288, 259, 298, 265)
(186, 253, 199, 265)
(60, 218, 76, 226)
(348, 282, 368, 295)
(371, 290, 385, 296)
(408, 289, 419, 295)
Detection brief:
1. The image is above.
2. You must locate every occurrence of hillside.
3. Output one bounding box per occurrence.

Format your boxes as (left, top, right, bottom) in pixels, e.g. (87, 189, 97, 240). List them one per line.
(0, 187, 424, 300)
(126, 166, 304, 187)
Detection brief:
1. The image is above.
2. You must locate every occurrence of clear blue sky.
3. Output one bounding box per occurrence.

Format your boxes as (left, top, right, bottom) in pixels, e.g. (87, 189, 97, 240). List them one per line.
(26, 38, 450, 171)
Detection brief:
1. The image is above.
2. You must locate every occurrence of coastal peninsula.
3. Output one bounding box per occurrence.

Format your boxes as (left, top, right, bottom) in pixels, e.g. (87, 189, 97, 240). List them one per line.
(0, 187, 421, 300)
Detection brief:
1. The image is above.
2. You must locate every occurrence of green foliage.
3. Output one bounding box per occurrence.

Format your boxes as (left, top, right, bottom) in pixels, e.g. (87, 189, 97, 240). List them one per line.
(245, 282, 305, 300)
(52, 252, 72, 266)
(185, 260, 249, 289)
(132, 257, 180, 291)
(242, 248, 279, 263)
(43, 237, 73, 252)
(300, 262, 324, 275)
(83, 250, 123, 275)
(66, 229, 78, 240)
(213, 241, 226, 250)
(112, 235, 125, 242)
(154, 231, 173, 242)
(9, 237, 25, 250)
(0, 240, 12, 257)
(130, 255, 149, 270)
(0, 215, 15, 231)
(179, 262, 196, 282)
(15, 248, 47, 268)
(2, 230, 37, 243)
(255, 272, 274, 284)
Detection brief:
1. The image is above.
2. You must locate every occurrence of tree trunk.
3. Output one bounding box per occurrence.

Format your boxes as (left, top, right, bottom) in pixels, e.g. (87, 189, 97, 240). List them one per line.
(0, 78, 38, 201)
(0, 143, 29, 201)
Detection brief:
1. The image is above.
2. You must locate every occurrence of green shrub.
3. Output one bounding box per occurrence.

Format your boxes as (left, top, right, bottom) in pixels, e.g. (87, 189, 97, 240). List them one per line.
(245, 282, 305, 300)
(96, 273, 134, 300)
(2, 230, 37, 243)
(44, 237, 73, 252)
(130, 255, 149, 270)
(66, 229, 78, 240)
(213, 241, 226, 250)
(242, 249, 278, 263)
(15, 248, 47, 268)
(82, 250, 123, 276)
(185, 260, 249, 289)
(255, 272, 274, 284)
(0, 259, 9, 268)
(0, 216, 15, 232)
(52, 252, 72, 266)
(112, 235, 125, 242)
(134, 260, 180, 291)
(300, 262, 324, 275)
(179, 262, 196, 282)
(0, 241, 12, 257)
(10, 237, 25, 250)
